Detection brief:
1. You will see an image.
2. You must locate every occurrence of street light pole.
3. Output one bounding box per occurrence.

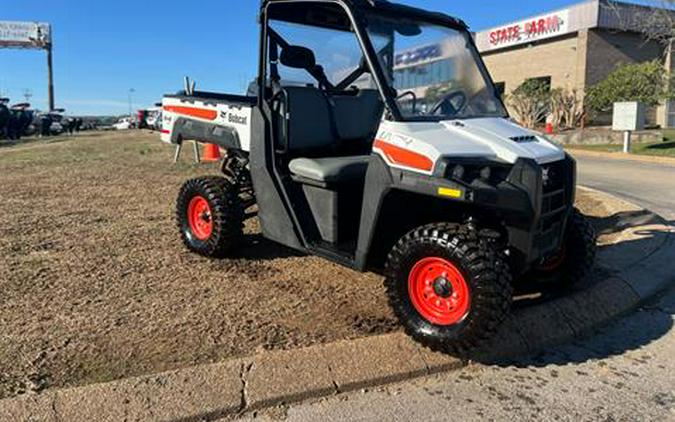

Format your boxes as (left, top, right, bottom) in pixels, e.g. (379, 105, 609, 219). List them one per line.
(128, 88, 135, 120)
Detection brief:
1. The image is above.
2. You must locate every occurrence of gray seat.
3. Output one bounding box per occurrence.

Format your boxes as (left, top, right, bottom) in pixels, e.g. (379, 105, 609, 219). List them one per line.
(279, 86, 381, 185)
(289, 155, 370, 184)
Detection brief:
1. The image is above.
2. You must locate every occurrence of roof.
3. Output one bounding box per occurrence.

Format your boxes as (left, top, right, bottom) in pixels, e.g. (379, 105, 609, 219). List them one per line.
(262, 0, 467, 30)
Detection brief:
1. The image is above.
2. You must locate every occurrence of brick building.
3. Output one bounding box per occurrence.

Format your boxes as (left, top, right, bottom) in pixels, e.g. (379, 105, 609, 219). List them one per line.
(473, 0, 674, 127)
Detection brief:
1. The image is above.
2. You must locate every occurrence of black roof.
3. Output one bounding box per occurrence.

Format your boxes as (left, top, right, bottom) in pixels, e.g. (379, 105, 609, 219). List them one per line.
(262, 0, 467, 30)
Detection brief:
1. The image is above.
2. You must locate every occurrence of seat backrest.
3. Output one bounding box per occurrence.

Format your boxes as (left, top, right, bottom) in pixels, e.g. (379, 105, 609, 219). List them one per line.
(283, 86, 334, 153)
(281, 86, 383, 154)
(332, 90, 383, 142)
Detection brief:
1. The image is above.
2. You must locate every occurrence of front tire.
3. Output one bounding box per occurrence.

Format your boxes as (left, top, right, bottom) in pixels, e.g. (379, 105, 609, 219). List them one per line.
(385, 223, 513, 356)
(176, 177, 243, 258)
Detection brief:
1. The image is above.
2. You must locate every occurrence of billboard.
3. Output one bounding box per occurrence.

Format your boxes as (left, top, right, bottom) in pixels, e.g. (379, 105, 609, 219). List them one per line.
(0, 21, 51, 49)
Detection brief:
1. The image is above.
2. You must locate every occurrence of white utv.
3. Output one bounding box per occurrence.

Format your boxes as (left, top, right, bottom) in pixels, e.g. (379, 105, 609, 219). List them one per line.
(162, 0, 596, 356)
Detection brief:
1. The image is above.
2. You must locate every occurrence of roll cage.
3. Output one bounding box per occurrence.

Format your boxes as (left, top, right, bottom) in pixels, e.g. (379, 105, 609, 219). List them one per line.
(257, 0, 499, 122)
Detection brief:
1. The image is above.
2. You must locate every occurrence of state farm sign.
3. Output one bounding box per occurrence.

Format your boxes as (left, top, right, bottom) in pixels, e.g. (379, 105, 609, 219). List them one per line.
(486, 10, 570, 51)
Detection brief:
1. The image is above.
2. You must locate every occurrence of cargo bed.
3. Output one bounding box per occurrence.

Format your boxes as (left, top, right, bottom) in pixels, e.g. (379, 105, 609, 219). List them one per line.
(161, 91, 256, 152)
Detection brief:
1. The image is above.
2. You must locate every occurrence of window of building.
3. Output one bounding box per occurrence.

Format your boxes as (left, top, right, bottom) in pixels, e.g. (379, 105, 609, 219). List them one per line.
(392, 58, 456, 91)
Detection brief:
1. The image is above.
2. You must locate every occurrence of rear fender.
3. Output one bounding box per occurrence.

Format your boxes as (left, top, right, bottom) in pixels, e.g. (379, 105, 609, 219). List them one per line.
(168, 117, 242, 150)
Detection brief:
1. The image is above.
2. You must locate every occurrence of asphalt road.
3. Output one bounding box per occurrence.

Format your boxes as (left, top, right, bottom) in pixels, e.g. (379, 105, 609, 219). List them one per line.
(575, 154, 675, 221)
(239, 155, 675, 422)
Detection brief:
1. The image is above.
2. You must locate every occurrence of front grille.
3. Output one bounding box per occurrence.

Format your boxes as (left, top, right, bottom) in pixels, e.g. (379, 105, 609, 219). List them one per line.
(542, 160, 566, 194)
(536, 160, 570, 256)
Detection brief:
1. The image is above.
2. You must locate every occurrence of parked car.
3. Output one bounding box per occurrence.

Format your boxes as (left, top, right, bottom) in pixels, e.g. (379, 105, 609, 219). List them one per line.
(112, 116, 135, 130)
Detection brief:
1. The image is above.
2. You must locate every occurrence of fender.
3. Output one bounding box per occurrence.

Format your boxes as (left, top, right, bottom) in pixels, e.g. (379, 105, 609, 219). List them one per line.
(169, 117, 241, 150)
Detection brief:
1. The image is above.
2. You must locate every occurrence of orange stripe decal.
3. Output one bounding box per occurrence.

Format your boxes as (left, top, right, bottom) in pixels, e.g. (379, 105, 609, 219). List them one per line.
(374, 139, 434, 172)
(163, 105, 218, 121)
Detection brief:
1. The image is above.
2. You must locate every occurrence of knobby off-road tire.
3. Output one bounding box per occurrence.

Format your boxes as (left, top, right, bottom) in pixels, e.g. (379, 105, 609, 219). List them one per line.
(533, 208, 597, 290)
(385, 223, 513, 357)
(176, 176, 244, 258)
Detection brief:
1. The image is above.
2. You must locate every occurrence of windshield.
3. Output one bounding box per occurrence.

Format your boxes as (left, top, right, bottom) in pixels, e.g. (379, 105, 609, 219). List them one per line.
(365, 15, 507, 121)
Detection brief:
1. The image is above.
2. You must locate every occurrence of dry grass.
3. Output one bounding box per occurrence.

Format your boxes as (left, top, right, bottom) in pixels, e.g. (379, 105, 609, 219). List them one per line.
(0, 131, 608, 398)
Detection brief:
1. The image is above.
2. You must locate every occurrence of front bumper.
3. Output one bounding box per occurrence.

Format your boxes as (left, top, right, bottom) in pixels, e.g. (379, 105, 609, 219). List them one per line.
(474, 155, 576, 274)
(428, 154, 576, 274)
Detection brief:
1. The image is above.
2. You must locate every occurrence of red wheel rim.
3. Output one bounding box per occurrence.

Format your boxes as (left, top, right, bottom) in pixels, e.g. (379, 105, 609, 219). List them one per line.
(187, 196, 213, 241)
(408, 257, 471, 326)
(539, 247, 567, 272)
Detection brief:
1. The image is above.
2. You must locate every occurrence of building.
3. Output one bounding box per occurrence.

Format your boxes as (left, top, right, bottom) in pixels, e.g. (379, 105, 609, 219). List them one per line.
(473, 0, 674, 127)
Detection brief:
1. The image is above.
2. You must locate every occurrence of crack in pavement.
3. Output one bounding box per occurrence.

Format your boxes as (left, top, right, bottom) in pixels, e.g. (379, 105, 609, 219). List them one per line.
(642, 305, 674, 315)
(326, 363, 341, 394)
(238, 361, 254, 414)
(50, 393, 61, 422)
(552, 301, 582, 338)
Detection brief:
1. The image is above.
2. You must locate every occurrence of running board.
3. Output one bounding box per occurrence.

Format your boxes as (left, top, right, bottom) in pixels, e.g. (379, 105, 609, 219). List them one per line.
(306, 243, 359, 270)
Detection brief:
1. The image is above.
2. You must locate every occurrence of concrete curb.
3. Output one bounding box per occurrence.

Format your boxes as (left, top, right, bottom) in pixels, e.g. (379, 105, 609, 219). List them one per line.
(1, 335, 463, 422)
(567, 148, 675, 166)
(2, 190, 674, 422)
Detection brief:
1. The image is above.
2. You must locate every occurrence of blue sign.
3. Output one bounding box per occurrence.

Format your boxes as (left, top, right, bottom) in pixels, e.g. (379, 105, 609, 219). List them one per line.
(395, 44, 442, 66)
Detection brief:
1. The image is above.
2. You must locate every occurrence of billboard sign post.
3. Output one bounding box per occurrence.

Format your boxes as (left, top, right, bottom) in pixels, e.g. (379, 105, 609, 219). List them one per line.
(0, 21, 54, 111)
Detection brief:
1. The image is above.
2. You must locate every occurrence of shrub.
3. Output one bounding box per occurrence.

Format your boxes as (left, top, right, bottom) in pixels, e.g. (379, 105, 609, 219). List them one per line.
(585, 60, 674, 113)
(507, 79, 551, 128)
(550, 88, 585, 130)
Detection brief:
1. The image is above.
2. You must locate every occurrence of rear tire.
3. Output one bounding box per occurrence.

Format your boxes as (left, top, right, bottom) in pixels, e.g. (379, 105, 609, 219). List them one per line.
(176, 177, 244, 258)
(385, 223, 512, 356)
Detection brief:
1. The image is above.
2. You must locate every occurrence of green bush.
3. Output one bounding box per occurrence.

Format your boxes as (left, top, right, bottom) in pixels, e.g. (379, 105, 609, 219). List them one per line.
(585, 60, 674, 113)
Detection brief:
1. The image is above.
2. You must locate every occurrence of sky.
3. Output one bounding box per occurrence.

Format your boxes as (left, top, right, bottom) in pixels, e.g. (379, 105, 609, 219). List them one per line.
(0, 0, 660, 115)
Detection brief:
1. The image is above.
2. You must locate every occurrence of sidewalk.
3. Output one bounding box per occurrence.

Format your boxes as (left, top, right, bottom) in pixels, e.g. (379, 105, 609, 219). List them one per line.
(567, 147, 675, 166)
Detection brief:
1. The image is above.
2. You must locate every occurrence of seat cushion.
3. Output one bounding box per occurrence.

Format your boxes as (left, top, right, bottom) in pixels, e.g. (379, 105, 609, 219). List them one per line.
(289, 155, 370, 184)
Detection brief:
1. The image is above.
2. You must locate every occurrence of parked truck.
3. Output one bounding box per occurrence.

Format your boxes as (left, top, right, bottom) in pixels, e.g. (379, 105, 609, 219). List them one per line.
(161, 0, 596, 355)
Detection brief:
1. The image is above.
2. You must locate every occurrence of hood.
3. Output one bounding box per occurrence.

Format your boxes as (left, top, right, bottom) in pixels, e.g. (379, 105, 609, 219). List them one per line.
(439, 118, 565, 165)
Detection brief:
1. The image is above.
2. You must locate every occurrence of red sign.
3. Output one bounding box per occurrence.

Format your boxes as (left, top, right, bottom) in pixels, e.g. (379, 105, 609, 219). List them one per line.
(487, 11, 569, 49)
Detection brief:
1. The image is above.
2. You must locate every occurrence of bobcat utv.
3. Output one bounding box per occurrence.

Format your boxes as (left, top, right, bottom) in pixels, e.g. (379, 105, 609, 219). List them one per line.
(163, 0, 596, 355)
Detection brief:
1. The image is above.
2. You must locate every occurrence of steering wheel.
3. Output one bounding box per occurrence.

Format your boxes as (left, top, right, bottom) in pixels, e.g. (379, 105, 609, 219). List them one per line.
(428, 91, 467, 117)
(396, 90, 418, 114)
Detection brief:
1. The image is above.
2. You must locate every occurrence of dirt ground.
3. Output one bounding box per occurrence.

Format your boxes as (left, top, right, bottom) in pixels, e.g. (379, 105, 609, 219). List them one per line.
(0, 132, 613, 399)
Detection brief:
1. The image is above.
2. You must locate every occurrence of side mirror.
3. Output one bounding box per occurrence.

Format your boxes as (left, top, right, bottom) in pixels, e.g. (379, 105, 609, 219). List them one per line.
(280, 46, 316, 70)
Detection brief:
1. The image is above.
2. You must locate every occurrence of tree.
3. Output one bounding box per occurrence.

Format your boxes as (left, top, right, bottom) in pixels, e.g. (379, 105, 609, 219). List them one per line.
(585, 60, 675, 113)
(506, 79, 551, 129)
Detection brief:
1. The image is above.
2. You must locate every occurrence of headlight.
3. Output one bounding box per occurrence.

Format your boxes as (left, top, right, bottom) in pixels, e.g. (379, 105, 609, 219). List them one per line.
(480, 166, 492, 181)
(451, 165, 465, 180)
(438, 159, 511, 187)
